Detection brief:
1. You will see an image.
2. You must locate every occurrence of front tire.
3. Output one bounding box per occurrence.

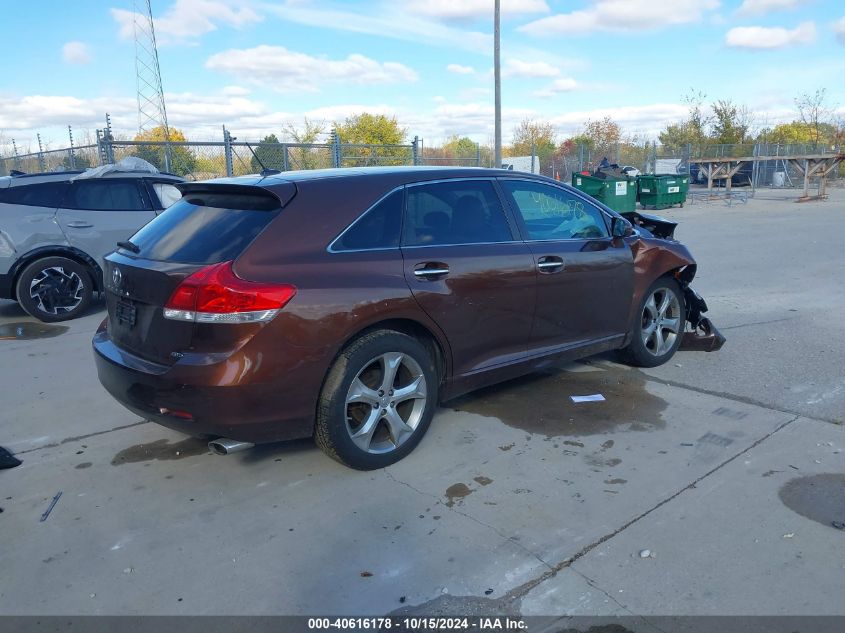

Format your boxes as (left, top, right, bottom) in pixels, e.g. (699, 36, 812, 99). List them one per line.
(15, 256, 93, 322)
(619, 276, 685, 368)
(315, 330, 438, 470)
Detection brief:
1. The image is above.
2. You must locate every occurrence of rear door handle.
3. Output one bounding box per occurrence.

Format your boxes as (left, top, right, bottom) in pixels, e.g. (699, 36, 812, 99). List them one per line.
(413, 263, 450, 280)
(65, 220, 93, 228)
(537, 255, 565, 273)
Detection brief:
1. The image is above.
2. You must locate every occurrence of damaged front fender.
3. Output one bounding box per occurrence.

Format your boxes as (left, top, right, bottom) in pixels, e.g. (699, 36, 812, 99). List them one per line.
(626, 233, 725, 353)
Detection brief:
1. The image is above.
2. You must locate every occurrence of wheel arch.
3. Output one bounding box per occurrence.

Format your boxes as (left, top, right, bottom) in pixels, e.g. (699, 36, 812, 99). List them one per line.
(8, 246, 103, 300)
(345, 318, 449, 388)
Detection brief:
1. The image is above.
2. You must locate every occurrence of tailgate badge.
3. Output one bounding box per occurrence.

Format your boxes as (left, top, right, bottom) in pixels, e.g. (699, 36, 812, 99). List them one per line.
(111, 267, 123, 289)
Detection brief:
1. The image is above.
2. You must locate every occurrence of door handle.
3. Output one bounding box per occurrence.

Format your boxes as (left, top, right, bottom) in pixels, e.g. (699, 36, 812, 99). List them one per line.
(537, 255, 565, 273)
(413, 263, 450, 280)
(66, 220, 93, 228)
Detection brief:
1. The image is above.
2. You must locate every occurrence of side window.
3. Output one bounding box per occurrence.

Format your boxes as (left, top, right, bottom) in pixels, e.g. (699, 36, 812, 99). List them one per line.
(0, 182, 69, 208)
(65, 180, 149, 211)
(403, 180, 513, 247)
(499, 180, 609, 240)
(152, 182, 182, 209)
(333, 189, 402, 251)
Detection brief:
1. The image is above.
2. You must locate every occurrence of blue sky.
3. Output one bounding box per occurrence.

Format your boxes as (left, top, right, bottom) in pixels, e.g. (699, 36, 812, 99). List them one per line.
(1, 0, 844, 151)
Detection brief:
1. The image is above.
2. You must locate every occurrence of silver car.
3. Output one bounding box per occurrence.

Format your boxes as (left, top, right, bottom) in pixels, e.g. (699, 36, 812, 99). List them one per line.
(0, 170, 183, 321)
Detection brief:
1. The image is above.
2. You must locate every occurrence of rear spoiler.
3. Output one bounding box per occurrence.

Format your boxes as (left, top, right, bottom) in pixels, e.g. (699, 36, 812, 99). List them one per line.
(175, 181, 297, 208)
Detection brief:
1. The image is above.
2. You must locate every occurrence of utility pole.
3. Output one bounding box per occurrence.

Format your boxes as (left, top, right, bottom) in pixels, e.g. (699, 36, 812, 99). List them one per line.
(493, 0, 502, 169)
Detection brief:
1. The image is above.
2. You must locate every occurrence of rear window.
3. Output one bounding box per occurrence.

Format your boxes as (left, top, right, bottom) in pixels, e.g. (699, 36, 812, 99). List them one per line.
(125, 192, 280, 264)
(332, 189, 402, 251)
(0, 182, 69, 208)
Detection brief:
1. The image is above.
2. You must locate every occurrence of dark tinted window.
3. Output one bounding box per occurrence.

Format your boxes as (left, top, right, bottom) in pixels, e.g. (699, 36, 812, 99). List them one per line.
(334, 189, 402, 251)
(499, 180, 609, 240)
(65, 180, 148, 211)
(125, 192, 279, 264)
(0, 182, 69, 207)
(403, 180, 512, 246)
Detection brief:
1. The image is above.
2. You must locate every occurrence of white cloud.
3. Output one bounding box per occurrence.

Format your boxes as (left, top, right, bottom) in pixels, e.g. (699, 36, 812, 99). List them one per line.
(503, 59, 561, 78)
(164, 92, 267, 125)
(520, 0, 720, 35)
(736, 0, 806, 16)
(407, 0, 549, 20)
(447, 64, 475, 74)
(221, 85, 251, 96)
(834, 16, 845, 43)
(62, 41, 92, 65)
(459, 87, 492, 100)
(549, 103, 691, 137)
(110, 0, 262, 45)
(534, 78, 580, 98)
(421, 102, 536, 140)
(0, 95, 135, 137)
(725, 21, 816, 49)
(264, 2, 491, 54)
(206, 46, 418, 93)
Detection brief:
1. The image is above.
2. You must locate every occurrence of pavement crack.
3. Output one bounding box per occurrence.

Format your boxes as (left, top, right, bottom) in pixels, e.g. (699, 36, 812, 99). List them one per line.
(450, 506, 555, 572)
(570, 568, 634, 615)
(637, 373, 841, 426)
(720, 316, 799, 331)
(383, 467, 554, 572)
(505, 414, 800, 605)
(382, 467, 439, 500)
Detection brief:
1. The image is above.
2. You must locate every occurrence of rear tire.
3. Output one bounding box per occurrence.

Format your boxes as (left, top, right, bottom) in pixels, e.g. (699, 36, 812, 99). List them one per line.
(618, 276, 685, 368)
(315, 330, 438, 470)
(15, 256, 93, 323)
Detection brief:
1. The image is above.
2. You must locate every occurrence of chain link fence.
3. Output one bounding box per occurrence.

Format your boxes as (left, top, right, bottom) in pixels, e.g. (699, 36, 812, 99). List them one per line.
(1, 129, 487, 178)
(556, 141, 843, 190)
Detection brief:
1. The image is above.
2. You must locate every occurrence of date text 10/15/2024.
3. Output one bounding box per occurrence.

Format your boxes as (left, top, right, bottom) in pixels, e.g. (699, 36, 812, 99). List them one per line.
(307, 618, 528, 630)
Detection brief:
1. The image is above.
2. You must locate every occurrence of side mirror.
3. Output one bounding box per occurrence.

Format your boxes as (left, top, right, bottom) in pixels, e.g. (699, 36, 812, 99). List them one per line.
(611, 216, 634, 238)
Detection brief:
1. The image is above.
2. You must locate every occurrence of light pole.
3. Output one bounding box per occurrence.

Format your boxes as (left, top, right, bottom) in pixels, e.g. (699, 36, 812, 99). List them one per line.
(494, 0, 502, 169)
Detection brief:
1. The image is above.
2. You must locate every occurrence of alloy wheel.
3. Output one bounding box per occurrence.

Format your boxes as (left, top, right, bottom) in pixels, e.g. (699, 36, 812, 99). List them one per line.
(640, 287, 682, 357)
(28, 266, 85, 316)
(344, 352, 428, 454)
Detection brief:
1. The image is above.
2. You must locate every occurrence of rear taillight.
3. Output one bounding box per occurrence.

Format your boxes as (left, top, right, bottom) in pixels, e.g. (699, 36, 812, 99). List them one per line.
(163, 261, 296, 324)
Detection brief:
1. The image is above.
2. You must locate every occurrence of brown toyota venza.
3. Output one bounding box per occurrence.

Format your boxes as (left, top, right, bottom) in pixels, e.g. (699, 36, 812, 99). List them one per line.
(93, 167, 723, 469)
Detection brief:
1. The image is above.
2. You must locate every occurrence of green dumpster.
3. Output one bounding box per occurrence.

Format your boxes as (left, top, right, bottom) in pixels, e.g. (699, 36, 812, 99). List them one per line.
(571, 173, 637, 213)
(637, 174, 689, 210)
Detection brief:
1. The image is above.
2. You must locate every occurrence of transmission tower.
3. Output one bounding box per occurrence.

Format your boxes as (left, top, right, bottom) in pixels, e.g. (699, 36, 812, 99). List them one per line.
(133, 0, 170, 139)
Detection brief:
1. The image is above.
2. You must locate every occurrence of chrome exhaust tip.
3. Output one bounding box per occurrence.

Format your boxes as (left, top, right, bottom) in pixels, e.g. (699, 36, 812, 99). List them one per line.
(208, 438, 255, 455)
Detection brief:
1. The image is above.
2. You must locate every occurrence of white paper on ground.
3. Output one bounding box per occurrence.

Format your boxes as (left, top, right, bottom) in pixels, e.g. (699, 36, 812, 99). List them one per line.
(570, 394, 606, 403)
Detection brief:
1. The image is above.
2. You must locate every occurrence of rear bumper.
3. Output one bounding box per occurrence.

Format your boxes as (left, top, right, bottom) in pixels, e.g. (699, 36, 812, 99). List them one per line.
(92, 329, 322, 444)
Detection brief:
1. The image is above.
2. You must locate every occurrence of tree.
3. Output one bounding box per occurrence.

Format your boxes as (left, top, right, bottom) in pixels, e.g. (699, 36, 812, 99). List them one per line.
(442, 135, 478, 158)
(61, 153, 93, 170)
(508, 118, 557, 172)
(795, 88, 836, 149)
(581, 116, 622, 159)
(335, 113, 407, 166)
(132, 126, 196, 176)
(282, 118, 329, 170)
(250, 133, 283, 172)
(335, 113, 406, 145)
(761, 120, 838, 146)
(710, 100, 752, 144)
(658, 90, 711, 153)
